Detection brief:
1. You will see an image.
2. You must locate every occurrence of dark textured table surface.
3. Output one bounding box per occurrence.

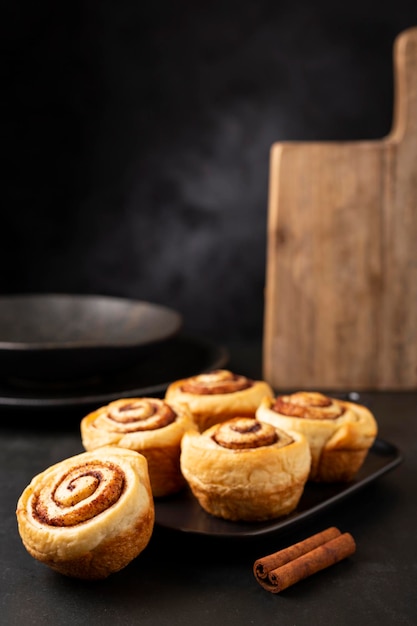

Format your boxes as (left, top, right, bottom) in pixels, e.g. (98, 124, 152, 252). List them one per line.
(1, 342, 416, 626)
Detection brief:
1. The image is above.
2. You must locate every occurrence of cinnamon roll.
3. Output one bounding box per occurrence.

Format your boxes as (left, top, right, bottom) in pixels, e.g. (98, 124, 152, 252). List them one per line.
(16, 446, 154, 580)
(80, 397, 196, 497)
(165, 369, 273, 432)
(256, 392, 378, 482)
(180, 417, 311, 521)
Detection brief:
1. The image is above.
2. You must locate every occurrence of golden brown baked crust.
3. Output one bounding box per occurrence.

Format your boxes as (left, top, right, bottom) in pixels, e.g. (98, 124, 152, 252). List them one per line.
(165, 369, 274, 432)
(80, 397, 197, 497)
(256, 391, 378, 482)
(180, 417, 311, 521)
(16, 446, 154, 580)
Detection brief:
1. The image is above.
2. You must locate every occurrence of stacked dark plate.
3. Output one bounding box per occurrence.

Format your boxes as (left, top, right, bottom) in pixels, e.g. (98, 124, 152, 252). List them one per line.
(0, 294, 228, 411)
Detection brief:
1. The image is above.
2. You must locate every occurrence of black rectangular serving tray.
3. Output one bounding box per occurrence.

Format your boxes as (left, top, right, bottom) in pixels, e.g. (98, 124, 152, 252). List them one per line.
(154, 438, 403, 537)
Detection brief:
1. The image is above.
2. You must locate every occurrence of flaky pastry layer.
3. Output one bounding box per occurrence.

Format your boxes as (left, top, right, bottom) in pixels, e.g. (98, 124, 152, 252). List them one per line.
(165, 370, 273, 431)
(16, 446, 154, 579)
(80, 398, 197, 497)
(256, 392, 378, 482)
(180, 418, 311, 521)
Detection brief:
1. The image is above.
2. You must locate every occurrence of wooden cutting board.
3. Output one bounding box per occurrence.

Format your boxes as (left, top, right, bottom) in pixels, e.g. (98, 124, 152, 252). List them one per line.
(263, 26, 417, 391)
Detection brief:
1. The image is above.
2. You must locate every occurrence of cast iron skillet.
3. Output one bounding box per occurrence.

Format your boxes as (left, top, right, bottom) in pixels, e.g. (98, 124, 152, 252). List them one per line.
(0, 293, 182, 382)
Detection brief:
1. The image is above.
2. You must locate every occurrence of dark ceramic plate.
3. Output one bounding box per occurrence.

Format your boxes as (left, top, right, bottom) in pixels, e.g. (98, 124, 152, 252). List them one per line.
(0, 294, 182, 381)
(154, 439, 403, 537)
(0, 334, 229, 411)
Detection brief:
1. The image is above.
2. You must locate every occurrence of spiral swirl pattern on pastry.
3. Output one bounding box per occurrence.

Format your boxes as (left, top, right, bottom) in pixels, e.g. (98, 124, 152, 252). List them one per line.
(180, 370, 253, 395)
(33, 460, 125, 527)
(16, 446, 154, 579)
(212, 417, 292, 450)
(273, 392, 344, 420)
(90, 398, 177, 433)
(165, 370, 274, 432)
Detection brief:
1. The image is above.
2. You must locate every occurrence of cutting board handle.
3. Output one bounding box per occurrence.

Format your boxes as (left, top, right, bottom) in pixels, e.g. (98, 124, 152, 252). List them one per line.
(263, 25, 417, 390)
(390, 26, 417, 141)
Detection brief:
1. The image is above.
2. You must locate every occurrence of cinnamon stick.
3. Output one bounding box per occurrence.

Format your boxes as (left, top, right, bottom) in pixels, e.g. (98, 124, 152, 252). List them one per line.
(253, 528, 356, 593)
(254, 526, 341, 579)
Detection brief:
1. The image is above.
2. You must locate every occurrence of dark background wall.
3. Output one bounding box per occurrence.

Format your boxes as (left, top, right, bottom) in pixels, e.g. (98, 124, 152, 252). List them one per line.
(4, 1, 417, 344)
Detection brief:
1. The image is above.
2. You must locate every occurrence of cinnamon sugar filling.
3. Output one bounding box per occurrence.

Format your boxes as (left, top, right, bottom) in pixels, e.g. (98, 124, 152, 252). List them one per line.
(104, 399, 177, 431)
(273, 392, 345, 420)
(212, 417, 293, 450)
(32, 461, 125, 527)
(180, 370, 253, 395)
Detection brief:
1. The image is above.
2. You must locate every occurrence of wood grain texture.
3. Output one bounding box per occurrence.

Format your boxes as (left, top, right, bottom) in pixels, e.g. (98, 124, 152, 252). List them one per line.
(263, 26, 417, 390)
